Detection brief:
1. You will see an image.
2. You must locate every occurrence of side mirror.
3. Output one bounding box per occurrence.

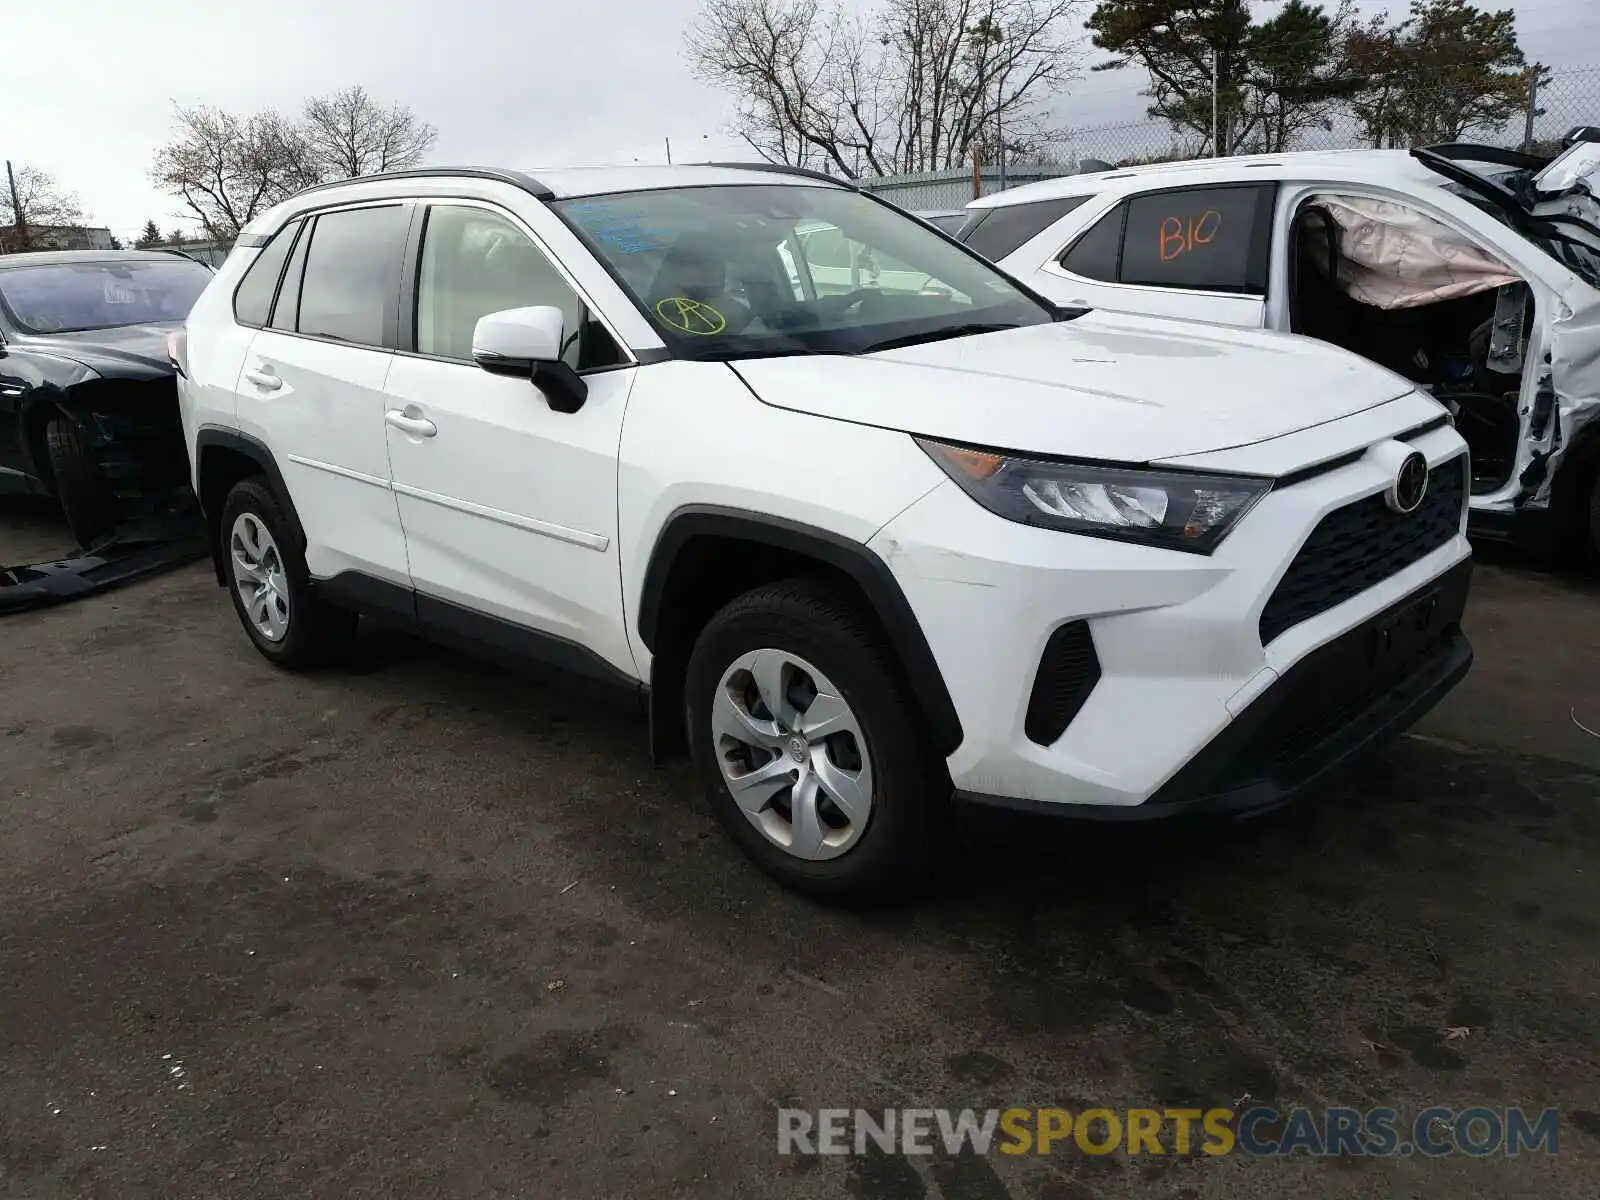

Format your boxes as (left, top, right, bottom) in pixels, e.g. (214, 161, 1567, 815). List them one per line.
(470, 305, 588, 414)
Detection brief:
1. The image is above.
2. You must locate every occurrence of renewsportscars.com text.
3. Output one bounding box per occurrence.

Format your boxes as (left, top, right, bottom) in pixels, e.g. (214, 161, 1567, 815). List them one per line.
(777, 1106, 1561, 1158)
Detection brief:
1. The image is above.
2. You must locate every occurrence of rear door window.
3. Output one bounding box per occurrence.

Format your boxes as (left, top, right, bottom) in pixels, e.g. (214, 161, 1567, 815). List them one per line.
(960, 196, 1091, 261)
(294, 204, 410, 347)
(1056, 185, 1275, 294)
(1118, 185, 1275, 293)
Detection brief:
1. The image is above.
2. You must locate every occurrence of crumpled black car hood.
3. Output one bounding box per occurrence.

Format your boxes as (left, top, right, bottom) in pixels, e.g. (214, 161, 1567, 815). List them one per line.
(8, 322, 179, 381)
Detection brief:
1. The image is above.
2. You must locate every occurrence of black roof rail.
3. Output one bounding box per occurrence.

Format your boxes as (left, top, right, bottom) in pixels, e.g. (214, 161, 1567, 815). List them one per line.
(704, 161, 856, 189)
(287, 166, 556, 202)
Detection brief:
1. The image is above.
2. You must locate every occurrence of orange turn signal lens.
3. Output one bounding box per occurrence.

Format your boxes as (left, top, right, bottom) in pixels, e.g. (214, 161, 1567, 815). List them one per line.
(929, 444, 1004, 482)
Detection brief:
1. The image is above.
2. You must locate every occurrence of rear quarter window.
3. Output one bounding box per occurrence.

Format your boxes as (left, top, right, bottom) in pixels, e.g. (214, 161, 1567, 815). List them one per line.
(1058, 203, 1125, 281)
(960, 196, 1091, 261)
(231, 221, 301, 327)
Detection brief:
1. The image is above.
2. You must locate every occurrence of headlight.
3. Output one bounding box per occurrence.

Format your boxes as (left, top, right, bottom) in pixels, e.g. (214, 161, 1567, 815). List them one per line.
(917, 438, 1272, 554)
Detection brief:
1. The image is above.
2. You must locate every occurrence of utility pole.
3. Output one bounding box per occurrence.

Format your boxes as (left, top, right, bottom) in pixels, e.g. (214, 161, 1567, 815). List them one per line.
(665, 137, 673, 165)
(1521, 68, 1540, 153)
(1211, 48, 1220, 157)
(6, 160, 26, 253)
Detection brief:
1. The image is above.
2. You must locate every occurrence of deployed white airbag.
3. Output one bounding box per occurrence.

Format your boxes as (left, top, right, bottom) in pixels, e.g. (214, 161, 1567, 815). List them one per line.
(1316, 196, 1522, 310)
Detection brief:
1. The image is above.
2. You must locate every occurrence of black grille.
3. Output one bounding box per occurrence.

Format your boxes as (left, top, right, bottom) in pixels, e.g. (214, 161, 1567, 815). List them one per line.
(1260, 456, 1465, 645)
(1024, 620, 1101, 746)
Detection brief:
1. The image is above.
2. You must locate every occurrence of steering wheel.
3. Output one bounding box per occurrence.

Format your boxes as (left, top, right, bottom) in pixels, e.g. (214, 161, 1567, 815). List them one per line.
(714, 295, 758, 334)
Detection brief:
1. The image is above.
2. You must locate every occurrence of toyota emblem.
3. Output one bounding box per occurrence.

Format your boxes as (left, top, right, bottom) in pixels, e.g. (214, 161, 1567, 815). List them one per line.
(1387, 451, 1429, 514)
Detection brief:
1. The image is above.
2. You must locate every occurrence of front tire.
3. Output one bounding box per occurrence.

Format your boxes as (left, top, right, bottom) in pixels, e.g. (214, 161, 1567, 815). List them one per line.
(685, 577, 946, 905)
(220, 478, 356, 670)
(45, 412, 118, 548)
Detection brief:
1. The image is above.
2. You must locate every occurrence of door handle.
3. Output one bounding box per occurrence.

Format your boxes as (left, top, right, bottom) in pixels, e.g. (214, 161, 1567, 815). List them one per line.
(385, 409, 437, 438)
(242, 366, 281, 391)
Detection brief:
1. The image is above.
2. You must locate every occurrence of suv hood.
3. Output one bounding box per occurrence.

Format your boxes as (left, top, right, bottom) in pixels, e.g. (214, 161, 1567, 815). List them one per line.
(730, 311, 1414, 462)
(9, 322, 179, 381)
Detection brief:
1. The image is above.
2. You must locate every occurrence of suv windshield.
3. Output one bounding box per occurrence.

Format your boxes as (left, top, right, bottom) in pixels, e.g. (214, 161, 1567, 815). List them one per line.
(553, 184, 1054, 359)
(0, 259, 212, 334)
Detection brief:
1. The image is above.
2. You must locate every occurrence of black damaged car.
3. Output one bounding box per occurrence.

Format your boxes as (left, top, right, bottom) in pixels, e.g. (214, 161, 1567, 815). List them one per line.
(0, 250, 214, 546)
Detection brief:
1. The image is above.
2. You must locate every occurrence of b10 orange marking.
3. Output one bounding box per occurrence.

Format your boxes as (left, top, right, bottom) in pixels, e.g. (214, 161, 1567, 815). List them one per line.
(1159, 211, 1223, 262)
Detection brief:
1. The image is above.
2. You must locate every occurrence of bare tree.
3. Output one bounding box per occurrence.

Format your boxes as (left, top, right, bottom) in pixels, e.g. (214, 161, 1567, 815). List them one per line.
(687, 0, 845, 173)
(2, 162, 87, 252)
(887, 0, 1081, 170)
(152, 104, 320, 240)
(686, 0, 1082, 178)
(302, 85, 437, 179)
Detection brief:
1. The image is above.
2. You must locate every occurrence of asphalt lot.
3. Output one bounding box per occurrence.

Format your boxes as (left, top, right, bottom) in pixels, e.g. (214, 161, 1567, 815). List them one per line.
(2, 498, 1597, 1199)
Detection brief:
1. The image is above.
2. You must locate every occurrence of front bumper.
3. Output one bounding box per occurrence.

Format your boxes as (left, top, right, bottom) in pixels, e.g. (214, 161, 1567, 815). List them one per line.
(870, 414, 1472, 816)
(953, 559, 1471, 826)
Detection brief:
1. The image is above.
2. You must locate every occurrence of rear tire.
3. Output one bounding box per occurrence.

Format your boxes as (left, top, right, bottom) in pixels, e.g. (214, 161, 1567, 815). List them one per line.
(220, 477, 356, 670)
(45, 412, 118, 548)
(685, 576, 946, 906)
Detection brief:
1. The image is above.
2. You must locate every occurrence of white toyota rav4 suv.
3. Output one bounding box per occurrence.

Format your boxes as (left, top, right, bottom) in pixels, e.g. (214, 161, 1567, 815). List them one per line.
(174, 162, 1473, 902)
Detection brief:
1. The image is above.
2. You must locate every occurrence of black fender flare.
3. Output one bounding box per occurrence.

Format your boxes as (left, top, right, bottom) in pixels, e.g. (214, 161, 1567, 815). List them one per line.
(637, 505, 964, 758)
(193, 427, 306, 582)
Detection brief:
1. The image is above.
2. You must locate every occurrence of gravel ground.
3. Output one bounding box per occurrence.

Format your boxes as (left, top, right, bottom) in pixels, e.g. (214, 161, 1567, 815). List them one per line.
(1, 499, 1597, 1199)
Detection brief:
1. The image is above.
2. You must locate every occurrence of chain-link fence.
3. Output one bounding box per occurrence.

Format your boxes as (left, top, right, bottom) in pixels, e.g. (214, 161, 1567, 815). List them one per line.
(862, 65, 1600, 211)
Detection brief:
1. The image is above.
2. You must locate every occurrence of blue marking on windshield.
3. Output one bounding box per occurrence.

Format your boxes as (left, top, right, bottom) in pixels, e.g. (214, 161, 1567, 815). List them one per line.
(564, 201, 676, 254)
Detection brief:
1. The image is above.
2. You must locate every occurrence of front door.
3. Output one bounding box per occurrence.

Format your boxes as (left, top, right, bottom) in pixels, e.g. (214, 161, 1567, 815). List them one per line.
(381, 201, 638, 677)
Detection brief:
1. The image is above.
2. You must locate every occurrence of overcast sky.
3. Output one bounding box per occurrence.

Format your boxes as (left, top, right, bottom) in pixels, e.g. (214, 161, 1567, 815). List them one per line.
(5, 0, 1599, 241)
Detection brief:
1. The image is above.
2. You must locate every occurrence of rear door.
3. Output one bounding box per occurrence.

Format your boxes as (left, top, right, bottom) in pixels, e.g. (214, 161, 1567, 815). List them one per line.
(237, 202, 412, 585)
(1036, 184, 1276, 327)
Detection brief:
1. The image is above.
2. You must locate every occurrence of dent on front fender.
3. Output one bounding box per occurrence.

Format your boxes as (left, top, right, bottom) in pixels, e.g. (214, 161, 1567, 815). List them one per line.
(1520, 300, 1600, 509)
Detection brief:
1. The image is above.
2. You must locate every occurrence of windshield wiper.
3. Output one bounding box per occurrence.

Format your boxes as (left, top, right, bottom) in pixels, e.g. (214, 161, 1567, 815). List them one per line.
(706, 346, 831, 362)
(858, 322, 1020, 354)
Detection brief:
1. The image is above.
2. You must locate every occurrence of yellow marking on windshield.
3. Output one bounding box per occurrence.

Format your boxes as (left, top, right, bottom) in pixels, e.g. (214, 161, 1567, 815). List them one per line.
(655, 296, 727, 335)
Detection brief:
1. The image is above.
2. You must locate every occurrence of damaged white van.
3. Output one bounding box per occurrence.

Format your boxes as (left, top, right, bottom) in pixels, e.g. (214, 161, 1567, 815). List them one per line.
(961, 137, 1600, 559)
